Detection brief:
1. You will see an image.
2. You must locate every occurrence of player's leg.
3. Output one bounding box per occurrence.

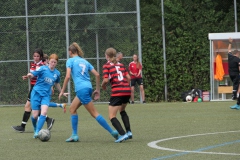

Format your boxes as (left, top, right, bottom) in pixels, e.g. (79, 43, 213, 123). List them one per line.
(12, 87, 33, 132)
(119, 96, 132, 139)
(130, 79, 136, 104)
(66, 96, 81, 142)
(108, 96, 128, 143)
(230, 75, 238, 100)
(230, 78, 240, 110)
(138, 78, 146, 103)
(49, 102, 66, 112)
(81, 88, 118, 139)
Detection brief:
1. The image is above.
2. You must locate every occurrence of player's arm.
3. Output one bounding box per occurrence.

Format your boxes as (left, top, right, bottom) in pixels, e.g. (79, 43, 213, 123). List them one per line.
(228, 37, 233, 53)
(101, 78, 109, 90)
(59, 67, 71, 99)
(91, 69, 100, 100)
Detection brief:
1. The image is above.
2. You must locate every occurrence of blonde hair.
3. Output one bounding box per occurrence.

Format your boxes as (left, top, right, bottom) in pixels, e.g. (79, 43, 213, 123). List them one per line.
(105, 48, 117, 64)
(49, 53, 59, 61)
(69, 42, 84, 57)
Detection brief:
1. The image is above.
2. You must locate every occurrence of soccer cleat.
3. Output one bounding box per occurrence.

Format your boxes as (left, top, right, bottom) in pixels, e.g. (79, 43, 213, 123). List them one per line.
(47, 118, 55, 130)
(111, 130, 119, 140)
(12, 126, 25, 133)
(131, 101, 134, 104)
(33, 132, 39, 139)
(143, 101, 146, 104)
(62, 103, 67, 113)
(115, 133, 128, 143)
(127, 131, 133, 139)
(230, 104, 240, 110)
(66, 134, 79, 142)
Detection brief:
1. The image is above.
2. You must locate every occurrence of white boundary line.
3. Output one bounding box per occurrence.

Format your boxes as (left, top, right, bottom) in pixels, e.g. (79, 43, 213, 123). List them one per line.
(148, 130, 240, 156)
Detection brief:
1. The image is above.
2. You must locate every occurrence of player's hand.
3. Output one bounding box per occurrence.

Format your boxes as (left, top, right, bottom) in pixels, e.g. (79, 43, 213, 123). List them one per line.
(22, 75, 28, 80)
(229, 37, 233, 43)
(102, 85, 106, 90)
(92, 90, 100, 100)
(59, 91, 69, 100)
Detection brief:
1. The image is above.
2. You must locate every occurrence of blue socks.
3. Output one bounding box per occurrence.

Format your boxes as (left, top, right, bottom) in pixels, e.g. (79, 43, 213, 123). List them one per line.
(49, 102, 57, 107)
(31, 116, 37, 132)
(36, 115, 46, 133)
(71, 115, 78, 135)
(96, 115, 113, 134)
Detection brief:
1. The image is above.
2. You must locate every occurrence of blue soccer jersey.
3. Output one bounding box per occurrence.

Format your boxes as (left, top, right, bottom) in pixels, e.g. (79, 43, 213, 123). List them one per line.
(66, 56, 93, 92)
(31, 65, 60, 96)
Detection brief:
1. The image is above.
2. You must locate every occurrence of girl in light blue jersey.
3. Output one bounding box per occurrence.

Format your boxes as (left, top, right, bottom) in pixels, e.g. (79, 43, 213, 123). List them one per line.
(23, 53, 67, 138)
(59, 42, 118, 142)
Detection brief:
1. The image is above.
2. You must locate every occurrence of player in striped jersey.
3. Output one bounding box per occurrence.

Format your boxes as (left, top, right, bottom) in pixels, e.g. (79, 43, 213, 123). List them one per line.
(12, 49, 55, 132)
(101, 47, 133, 143)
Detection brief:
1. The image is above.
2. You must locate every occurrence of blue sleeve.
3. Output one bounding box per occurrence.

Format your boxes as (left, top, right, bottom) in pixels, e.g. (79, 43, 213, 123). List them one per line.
(31, 66, 43, 77)
(66, 59, 72, 69)
(88, 62, 94, 71)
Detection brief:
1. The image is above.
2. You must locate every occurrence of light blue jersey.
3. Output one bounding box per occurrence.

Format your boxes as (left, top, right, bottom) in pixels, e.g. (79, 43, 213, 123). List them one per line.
(31, 65, 60, 96)
(66, 56, 94, 92)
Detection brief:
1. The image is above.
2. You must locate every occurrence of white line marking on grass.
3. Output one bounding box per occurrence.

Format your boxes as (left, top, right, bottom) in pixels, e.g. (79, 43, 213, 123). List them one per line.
(148, 130, 240, 159)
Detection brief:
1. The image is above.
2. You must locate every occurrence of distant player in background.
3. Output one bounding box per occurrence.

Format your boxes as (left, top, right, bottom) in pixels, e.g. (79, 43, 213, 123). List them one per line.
(23, 53, 66, 138)
(228, 38, 240, 110)
(43, 54, 66, 112)
(128, 54, 146, 104)
(59, 42, 118, 142)
(12, 49, 55, 132)
(102, 48, 132, 143)
(116, 52, 123, 62)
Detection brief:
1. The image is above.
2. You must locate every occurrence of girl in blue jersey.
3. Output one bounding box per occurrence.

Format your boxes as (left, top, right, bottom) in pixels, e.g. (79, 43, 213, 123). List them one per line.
(23, 53, 67, 138)
(59, 42, 118, 142)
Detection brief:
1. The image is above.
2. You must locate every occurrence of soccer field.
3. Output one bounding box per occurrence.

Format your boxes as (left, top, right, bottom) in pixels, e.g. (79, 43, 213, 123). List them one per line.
(1, 102, 240, 160)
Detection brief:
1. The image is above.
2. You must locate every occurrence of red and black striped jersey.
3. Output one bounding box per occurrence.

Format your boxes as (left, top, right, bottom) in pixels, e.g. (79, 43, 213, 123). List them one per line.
(30, 60, 44, 85)
(103, 61, 131, 97)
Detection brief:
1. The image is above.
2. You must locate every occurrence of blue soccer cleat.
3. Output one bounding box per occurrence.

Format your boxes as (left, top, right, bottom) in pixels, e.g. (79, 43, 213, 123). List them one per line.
(230, 104, 240, 110)
(66, 134, 79, 142)
(33, 132, 39, 139)
(127, 131, 133, 139)
(115, 133, 128, 143)
(111, 130, 119, 140)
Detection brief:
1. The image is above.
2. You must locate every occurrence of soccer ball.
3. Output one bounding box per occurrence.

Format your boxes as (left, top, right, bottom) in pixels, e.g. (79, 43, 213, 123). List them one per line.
(186, 95, 192, 102)
(38, 129, 51, 142)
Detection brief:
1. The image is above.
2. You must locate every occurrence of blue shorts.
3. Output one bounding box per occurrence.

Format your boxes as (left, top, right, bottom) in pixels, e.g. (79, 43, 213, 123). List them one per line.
(30, 89, 50, 110)
(76, 88, 93, 105)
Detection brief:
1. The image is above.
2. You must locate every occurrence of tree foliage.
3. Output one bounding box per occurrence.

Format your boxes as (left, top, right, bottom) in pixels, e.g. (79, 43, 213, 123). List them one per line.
(141, 0, 239, 101)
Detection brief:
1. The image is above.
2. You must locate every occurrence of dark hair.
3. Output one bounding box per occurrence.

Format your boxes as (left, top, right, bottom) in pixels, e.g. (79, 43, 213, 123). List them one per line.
(34, 48, 44, 59)
(233, 50, 239, 55)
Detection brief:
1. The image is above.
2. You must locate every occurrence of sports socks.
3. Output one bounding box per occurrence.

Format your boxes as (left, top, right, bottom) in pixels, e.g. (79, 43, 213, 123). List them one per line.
(71, 114, 78, 135)
(31, 116, 37, 131)
(95, 115, 113, 134)
(49, 102, 63, 108)
(120, 110, 131, 132)
(110, 117, 125, 135)
(21, 111, 31, 128)
(36, 115, 46, 133)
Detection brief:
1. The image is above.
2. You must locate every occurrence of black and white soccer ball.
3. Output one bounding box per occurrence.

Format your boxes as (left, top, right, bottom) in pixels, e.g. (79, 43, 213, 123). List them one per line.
(38, 129, 51, 142)
(186, 95, 192, 102)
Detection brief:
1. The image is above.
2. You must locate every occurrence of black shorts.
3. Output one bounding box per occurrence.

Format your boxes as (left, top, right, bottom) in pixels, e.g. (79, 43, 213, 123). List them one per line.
(27, 85, 34, 101)
(109, 96, 130, 106)
(131, 78, 143, 87)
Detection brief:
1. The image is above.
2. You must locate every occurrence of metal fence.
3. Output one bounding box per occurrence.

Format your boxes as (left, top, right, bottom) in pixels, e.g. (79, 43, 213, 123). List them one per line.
(0, 0, 141, 105)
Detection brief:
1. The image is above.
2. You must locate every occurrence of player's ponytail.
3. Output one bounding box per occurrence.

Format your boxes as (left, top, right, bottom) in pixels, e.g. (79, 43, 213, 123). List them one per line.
(69, 42, 84, 58)
(105, 48, 117, 64)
